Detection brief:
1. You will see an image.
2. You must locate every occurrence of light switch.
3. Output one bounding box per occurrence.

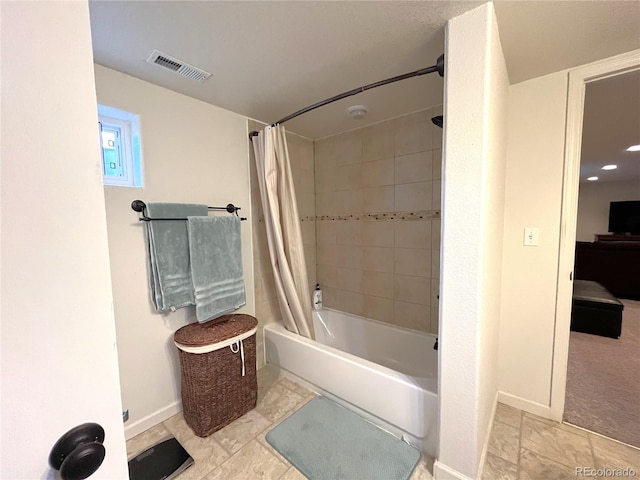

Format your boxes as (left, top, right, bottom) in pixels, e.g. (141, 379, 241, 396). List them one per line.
(524, 227, 539, 246)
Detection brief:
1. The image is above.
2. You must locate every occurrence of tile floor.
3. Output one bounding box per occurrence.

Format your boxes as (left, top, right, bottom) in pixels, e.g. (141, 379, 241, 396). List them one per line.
(126, 367, 434, 480)
(482, 403, 640, 480)
(127, 367, 639, 480)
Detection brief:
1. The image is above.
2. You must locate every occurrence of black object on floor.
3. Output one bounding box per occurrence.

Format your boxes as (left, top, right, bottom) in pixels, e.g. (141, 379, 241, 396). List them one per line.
(571, 280, 624, 338)
(128, 437, 193, 480)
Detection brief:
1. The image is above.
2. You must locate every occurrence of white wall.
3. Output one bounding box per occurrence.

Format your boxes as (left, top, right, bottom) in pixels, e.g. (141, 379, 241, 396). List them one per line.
(576, 180, 640, 241)
(94, 65, 254, 438)
(1, 3, 128, 478)
(498, 71, 569, 414)
(436, 4, 509, 479)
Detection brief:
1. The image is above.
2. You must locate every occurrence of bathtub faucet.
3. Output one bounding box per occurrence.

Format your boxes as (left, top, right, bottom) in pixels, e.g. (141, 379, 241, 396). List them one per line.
(433, 338, 438, 350)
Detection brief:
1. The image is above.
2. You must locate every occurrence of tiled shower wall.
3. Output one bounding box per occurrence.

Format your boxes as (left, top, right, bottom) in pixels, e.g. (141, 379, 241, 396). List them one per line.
(249, 121, 316, 368)
(314, 107, 442, 334)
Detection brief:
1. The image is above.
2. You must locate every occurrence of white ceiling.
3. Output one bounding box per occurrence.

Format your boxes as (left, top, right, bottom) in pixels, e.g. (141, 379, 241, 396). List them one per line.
(493, 1, 640, 85)
(89, 1, 482, 139)
(89, 1, 640, 139)
(580, 69, 640, 184)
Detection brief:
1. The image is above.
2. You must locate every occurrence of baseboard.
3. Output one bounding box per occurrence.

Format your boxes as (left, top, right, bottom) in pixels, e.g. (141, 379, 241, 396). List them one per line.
(476, 391, 499, 480)
(433, 460, 474, 480)
(497, 391, 555, 420)
(124, 400, 183, 440)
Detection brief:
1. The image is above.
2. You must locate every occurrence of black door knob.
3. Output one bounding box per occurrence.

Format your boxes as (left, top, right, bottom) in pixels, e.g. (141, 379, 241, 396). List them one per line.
(49, 423, 106, 480)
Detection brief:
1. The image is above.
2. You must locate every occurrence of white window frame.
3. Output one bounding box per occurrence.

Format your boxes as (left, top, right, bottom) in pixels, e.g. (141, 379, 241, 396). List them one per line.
(98, 105, 143, 188)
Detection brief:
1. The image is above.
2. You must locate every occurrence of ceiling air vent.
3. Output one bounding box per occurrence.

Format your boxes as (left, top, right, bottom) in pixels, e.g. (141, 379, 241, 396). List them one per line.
(146, 50, 211, 82)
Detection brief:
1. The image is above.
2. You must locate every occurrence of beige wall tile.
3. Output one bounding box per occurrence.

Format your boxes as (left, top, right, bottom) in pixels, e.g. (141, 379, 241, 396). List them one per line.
(432, 179, 441, 211)
(363, 246, 394, 273)
(305, 247, 316, 286)
(431, 105, 443, 150)
(315, 165, 336, 193)
(394, 112, 432, 156)
(432, 148, 442, 180)
(298, 142, 314, 173)
(334, 190, 363, 215)
(307, 269, 316, 294)
(363, 295, 394, 323)
(323, 286, 339, 309)
(394, 275, 431, 306)
(315, 137, 337, 169)
(362, 123, 395, 162)
(335, 163, 362, 191)
(362, 221, 394, 247)
(431, 278, 440, 305)
(394, 221, 431, 249)
(336, 245, 363, 269)
(336, 290, 364, 316)
(431, 219, 441, 250)
(395, 248, 431, 277)
(256, 298, 280, 325)
(430, 305, 439, 335)
(395, 182, 433, 211)
(316, 221, 336, 244)
(255, 259, 276, 303)
(432, 249, 440, 278)
(316, 192, 336, 216)
(317, 243, 338, 266)
(394, 301, 430, 331)
(336, 221, 362, 246)
(297, 187, 316, 218)
(395, 151, 433, 185)
(363, 186, 394, 213)
(301, 221, 316, 245)
(362, 271, 393, 298)
(335, 131, 362, 166)
(317, 264, 338, 289)
(337, 267, 363, 293)
(362, 158, 394, 187)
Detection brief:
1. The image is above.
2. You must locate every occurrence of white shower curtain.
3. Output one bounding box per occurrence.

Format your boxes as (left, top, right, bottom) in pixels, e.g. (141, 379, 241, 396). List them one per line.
(252, 125, 314, 339)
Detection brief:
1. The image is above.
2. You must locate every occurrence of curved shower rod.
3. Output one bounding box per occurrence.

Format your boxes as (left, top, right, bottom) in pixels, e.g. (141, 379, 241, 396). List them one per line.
(249, 54, 444, 138)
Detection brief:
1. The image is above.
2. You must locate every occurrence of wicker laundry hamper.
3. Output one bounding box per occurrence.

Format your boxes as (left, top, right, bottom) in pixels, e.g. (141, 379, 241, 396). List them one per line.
(174, 314, 258, 437)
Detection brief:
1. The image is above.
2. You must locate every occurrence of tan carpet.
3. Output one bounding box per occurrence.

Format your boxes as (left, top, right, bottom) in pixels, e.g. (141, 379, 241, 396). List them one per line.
(564, 299, 640, 447)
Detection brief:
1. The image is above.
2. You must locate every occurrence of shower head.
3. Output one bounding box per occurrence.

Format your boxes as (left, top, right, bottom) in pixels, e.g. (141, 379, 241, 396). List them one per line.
(431, 115, 443, 128)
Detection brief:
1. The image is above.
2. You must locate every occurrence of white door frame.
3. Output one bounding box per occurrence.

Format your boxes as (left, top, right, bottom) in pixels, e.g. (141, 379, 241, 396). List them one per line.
(550, 48, 640, 420)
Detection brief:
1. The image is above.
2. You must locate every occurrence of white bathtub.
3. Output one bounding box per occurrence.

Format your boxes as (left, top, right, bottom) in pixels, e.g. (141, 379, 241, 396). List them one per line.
(264, 308, 438, 456)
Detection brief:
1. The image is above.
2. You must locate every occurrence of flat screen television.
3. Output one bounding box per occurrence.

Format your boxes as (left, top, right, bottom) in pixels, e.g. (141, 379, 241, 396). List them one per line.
(608, 200, 640, 234)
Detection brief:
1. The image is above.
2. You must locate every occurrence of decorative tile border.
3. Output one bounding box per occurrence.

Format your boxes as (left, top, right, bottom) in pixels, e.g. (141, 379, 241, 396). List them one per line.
(300, 210, 440, 222)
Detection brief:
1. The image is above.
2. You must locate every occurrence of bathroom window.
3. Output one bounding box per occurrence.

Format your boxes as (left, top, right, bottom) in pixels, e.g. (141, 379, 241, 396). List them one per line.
(98, 105, 143, 187)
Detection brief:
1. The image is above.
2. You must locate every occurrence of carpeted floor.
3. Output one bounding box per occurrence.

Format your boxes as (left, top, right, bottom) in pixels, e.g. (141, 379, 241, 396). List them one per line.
(564, 299, 640, 447)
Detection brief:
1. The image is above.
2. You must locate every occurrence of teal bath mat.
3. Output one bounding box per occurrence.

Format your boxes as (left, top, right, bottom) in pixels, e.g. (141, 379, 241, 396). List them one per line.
(266, 396, 420, 480)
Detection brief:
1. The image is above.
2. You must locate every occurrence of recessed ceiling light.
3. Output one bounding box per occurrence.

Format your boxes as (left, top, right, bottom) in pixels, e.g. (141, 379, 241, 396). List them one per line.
(587, 176, 599, 181)
(601, 165, 617, 170)
(626, 144, 640, 152)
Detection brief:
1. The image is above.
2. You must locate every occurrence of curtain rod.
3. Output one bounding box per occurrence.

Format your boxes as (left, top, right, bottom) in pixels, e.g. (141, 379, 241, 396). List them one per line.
(249, 54, 444, 139)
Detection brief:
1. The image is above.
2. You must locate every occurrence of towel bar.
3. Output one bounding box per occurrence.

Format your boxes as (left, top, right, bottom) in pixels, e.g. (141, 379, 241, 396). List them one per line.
(131, 200, 247, 221)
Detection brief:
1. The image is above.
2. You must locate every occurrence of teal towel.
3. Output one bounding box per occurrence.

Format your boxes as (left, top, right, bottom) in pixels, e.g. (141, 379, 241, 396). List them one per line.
(145, 203, 208, 312)
(187, 216, 246, 323)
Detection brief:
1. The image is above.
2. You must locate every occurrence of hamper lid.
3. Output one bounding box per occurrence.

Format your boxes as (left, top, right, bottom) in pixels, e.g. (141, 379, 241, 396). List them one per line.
(174, 314, 258, 349)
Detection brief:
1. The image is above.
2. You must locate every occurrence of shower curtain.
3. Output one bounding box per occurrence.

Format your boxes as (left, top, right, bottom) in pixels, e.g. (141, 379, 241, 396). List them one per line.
(252, 125, 314, 339)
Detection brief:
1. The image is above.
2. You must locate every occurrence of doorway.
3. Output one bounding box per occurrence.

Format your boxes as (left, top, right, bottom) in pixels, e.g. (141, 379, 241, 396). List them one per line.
(563, 70, 640, 447)
(550, 49, 640, 440)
